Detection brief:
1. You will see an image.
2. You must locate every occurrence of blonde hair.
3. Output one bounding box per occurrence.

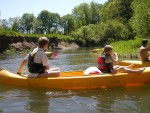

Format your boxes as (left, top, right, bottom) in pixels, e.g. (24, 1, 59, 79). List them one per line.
(104, 45, 113, 53)
(38, 37, 49, 48)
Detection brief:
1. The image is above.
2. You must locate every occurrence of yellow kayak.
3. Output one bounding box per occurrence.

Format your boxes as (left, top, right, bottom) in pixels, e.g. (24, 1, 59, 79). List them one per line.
(0, 68, 150, 89)
(118, 60, 150, 68)
(92, 48, 103, 53)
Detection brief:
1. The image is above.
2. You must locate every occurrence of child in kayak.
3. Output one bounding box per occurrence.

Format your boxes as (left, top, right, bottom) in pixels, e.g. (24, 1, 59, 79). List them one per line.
(17, 37, 60, 78)
(98, 45, 145, 74)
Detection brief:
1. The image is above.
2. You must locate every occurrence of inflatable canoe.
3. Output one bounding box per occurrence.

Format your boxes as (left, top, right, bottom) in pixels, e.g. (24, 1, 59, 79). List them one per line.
(118, 60, 150, 68)
(0, 68, 150, 89)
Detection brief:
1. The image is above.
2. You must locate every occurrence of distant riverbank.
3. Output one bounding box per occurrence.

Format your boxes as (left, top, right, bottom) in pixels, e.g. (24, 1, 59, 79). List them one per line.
(0, 30, 78, 53)
(0, 30, 145, 57)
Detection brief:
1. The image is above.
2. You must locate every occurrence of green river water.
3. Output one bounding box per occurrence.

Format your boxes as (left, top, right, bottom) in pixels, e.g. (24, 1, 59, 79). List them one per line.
(0, 48, 150, 113)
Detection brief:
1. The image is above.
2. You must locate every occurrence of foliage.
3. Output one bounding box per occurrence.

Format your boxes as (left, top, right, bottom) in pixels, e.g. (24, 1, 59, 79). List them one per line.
(71, 24, 100, 46)
(130, 0, 150, 38)
(72, 20, 132, 46)
(72, 3, 90, 28)
(72, 2, 102, 29)
(101, 0, 133, 23)
(61, 14, 74, 35)
(0, 0, 150, 48)
(0, 29, 74, 41)
(37, 10, 60, 34)
(19, 13, 35, 34)
(1, 19, 10, 30)
(111, 38, 143, 55)
(90, 1, 102, 24)
(11, 17, 20, 32)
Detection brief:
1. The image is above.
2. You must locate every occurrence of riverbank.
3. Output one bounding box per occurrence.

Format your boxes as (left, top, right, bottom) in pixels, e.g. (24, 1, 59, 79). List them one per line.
(0, 30, 145, 56)
(0, 30, 78, 53)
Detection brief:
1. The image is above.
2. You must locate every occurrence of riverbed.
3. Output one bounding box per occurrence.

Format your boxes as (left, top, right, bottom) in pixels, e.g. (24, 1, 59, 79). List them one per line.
(0, 48, 150, 113)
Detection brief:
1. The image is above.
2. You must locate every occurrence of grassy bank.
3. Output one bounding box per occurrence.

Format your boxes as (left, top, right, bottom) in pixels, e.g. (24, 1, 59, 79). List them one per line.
(0, 30, 75, 53)
(0, 30, 74, 41)
(0, 29, 146, 57)
(111, 38, 143, 57)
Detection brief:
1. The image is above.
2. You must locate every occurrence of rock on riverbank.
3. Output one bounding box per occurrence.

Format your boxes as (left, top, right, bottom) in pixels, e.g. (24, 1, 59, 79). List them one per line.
(0, 35, 79, 53)
(10, 41, 79, 51)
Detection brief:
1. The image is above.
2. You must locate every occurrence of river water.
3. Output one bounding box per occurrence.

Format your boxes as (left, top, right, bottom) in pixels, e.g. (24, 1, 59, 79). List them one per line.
(0, 48, 150, 113)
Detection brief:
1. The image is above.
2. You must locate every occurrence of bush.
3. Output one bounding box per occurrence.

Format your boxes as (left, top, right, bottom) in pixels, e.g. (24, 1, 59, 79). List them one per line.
(71, 20, 132, 46)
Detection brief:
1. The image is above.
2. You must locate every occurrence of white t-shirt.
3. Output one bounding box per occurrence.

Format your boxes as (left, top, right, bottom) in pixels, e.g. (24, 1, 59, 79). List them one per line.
(25, 47, 49, 78)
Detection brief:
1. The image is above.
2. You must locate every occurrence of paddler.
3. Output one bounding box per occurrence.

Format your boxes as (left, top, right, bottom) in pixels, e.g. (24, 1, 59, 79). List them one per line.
(17, 37, 60, 78)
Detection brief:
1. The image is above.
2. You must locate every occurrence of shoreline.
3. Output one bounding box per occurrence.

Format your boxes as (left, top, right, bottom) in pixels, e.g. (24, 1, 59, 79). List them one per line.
(10, 40, 79, 51)
(0, 35, 79, 53)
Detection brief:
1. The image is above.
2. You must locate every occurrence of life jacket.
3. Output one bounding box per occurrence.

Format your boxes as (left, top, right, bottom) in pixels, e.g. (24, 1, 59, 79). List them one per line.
(28, 49, 45, 74)
(97, 56, 105, 70)
(97, 55, 113, 73)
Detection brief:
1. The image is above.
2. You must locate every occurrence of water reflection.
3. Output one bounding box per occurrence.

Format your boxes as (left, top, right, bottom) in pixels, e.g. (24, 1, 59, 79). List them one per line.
(0, 84, 150, 113)
(26, 90, 49, 113)
(0, 85, 31, 113)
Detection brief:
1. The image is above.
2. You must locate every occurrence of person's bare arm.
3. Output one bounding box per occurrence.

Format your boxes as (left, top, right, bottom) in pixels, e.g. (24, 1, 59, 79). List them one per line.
(17, 60, 27, 74)
(112, 53, 119, 64)
(114, 52, 118, 61)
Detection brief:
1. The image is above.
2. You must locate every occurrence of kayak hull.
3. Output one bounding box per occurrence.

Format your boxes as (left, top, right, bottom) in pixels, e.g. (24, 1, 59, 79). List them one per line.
(118, 60, 150, 68)
(0, 68, 150, 89)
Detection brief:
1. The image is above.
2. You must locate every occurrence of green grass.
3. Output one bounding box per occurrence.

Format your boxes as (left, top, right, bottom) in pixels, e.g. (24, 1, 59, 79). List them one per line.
(111, 38, 143, 56)
(0, 30, 74, 41)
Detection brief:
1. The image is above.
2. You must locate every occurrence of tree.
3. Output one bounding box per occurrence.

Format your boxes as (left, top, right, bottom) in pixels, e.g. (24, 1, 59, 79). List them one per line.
(20, 13, 35, 33)
(101, 0, 133, 23)
(130, 0, 150, 37)
(48, 13, 60, 34)
(90, 1, 102, 24)
(32, 19, 42, 34)
(100, 20, 131, 42)
(10, 17, 20, 32)
(72, 3, 90, 29)
(61, 14, 74, 35)
(37, 10, 60, 34)
(1, 19, 10, 30)
(37, 10, 49, 34)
